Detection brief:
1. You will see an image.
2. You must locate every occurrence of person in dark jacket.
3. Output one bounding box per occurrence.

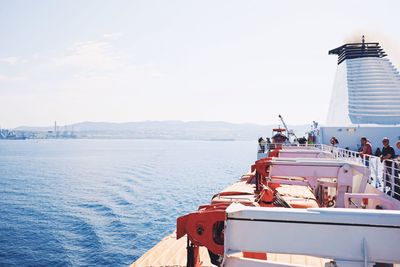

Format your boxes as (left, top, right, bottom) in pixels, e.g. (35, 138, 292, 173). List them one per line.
(330, 136, 339, 147)
(381, 137, 395, 161)
(380, 137, 399, 199)
(258, 137, 266, 153)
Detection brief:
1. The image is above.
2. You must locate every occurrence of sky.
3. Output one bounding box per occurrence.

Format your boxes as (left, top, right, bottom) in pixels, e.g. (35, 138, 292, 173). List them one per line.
(0, 0, 399, 128)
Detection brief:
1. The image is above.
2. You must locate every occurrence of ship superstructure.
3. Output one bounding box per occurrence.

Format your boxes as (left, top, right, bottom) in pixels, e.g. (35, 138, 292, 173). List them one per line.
(318, 36, 400, 150)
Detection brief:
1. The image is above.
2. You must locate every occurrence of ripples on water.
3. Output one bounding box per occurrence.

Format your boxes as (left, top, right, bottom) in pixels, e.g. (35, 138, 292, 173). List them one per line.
(0, 139, 255, 266)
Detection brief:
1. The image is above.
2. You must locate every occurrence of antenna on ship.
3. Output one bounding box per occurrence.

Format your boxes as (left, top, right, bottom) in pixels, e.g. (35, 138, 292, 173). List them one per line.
(278, 114, 298, 141)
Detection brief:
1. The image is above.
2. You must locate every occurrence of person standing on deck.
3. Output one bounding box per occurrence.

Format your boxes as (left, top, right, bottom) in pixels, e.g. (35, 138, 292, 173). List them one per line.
(359, 137, 372, 167)
(380, 137, 399, 199)
(330, 136, 339, 147)
(396, 140, 400, 158)
(258, 137, 266, 153)
(395, 140, 400, 197)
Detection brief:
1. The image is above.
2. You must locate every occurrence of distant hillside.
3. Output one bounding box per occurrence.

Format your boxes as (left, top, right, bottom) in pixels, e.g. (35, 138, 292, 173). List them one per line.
(15, 121, 310, 140)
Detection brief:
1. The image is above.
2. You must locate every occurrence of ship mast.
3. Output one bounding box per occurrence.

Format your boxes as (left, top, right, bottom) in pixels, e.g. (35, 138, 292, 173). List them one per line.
(278, 114, 297, 141)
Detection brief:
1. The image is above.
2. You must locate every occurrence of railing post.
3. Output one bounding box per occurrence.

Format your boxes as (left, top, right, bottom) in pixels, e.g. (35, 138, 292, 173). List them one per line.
(383, 161, 388, 193)
(375, 157, 380, 188)
(391, 161, 395, 197)
(395, 162, 400, 200)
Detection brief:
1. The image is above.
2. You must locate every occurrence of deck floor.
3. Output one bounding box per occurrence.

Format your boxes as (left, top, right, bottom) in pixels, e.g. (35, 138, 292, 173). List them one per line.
(130, 231, 330, 267)
(131, 232, 214, 267)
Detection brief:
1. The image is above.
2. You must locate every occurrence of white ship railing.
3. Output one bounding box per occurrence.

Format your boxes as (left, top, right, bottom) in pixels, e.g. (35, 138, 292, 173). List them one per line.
(322, 144, 399, 200)
(277, 143, 400, 201)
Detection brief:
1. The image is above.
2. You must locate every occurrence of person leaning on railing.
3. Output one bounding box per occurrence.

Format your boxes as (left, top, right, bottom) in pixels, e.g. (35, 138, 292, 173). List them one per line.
(396, 140, 400, 198)
(359, 137, 372, 167)
(330, 136, 339, 147)
(380, 137, 400, 199)
(258, 137, 266, 153)
(396, 140, 400, 159)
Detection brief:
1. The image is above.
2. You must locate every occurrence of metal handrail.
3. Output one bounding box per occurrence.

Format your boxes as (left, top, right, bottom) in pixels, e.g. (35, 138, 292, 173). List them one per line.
(279, 143, 400, 201)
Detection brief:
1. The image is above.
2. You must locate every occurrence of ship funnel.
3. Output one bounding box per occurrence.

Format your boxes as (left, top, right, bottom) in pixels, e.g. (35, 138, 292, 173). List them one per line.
(326, 36, 400, 125)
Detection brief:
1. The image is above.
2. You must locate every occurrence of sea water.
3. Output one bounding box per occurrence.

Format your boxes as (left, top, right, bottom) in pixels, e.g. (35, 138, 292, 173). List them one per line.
(0, 139, 255, 266)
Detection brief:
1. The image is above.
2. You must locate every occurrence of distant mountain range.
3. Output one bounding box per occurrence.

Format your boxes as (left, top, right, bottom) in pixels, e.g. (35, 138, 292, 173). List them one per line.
(15, 121, 310, 140)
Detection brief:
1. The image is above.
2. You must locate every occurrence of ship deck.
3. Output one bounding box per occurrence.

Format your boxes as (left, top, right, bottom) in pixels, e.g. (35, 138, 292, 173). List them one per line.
(132, 144, 400, 266)
(131, 232, 333, 267)
(131, 232, 213, 267)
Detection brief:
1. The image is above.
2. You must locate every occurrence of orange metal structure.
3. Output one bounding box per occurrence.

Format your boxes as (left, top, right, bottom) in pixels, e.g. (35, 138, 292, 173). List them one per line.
(176, 148, 320, 266)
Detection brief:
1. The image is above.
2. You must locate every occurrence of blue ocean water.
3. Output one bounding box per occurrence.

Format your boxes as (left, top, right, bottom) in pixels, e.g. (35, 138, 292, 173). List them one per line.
(0, 139, 255, 266)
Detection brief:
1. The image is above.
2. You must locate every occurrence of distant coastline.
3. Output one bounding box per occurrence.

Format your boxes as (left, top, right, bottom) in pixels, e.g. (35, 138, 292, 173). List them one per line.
(2, 121, 309, 141)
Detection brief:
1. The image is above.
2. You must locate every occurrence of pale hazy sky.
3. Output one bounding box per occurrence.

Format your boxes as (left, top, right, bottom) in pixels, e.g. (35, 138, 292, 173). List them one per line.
(1, 0, 399, 128)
